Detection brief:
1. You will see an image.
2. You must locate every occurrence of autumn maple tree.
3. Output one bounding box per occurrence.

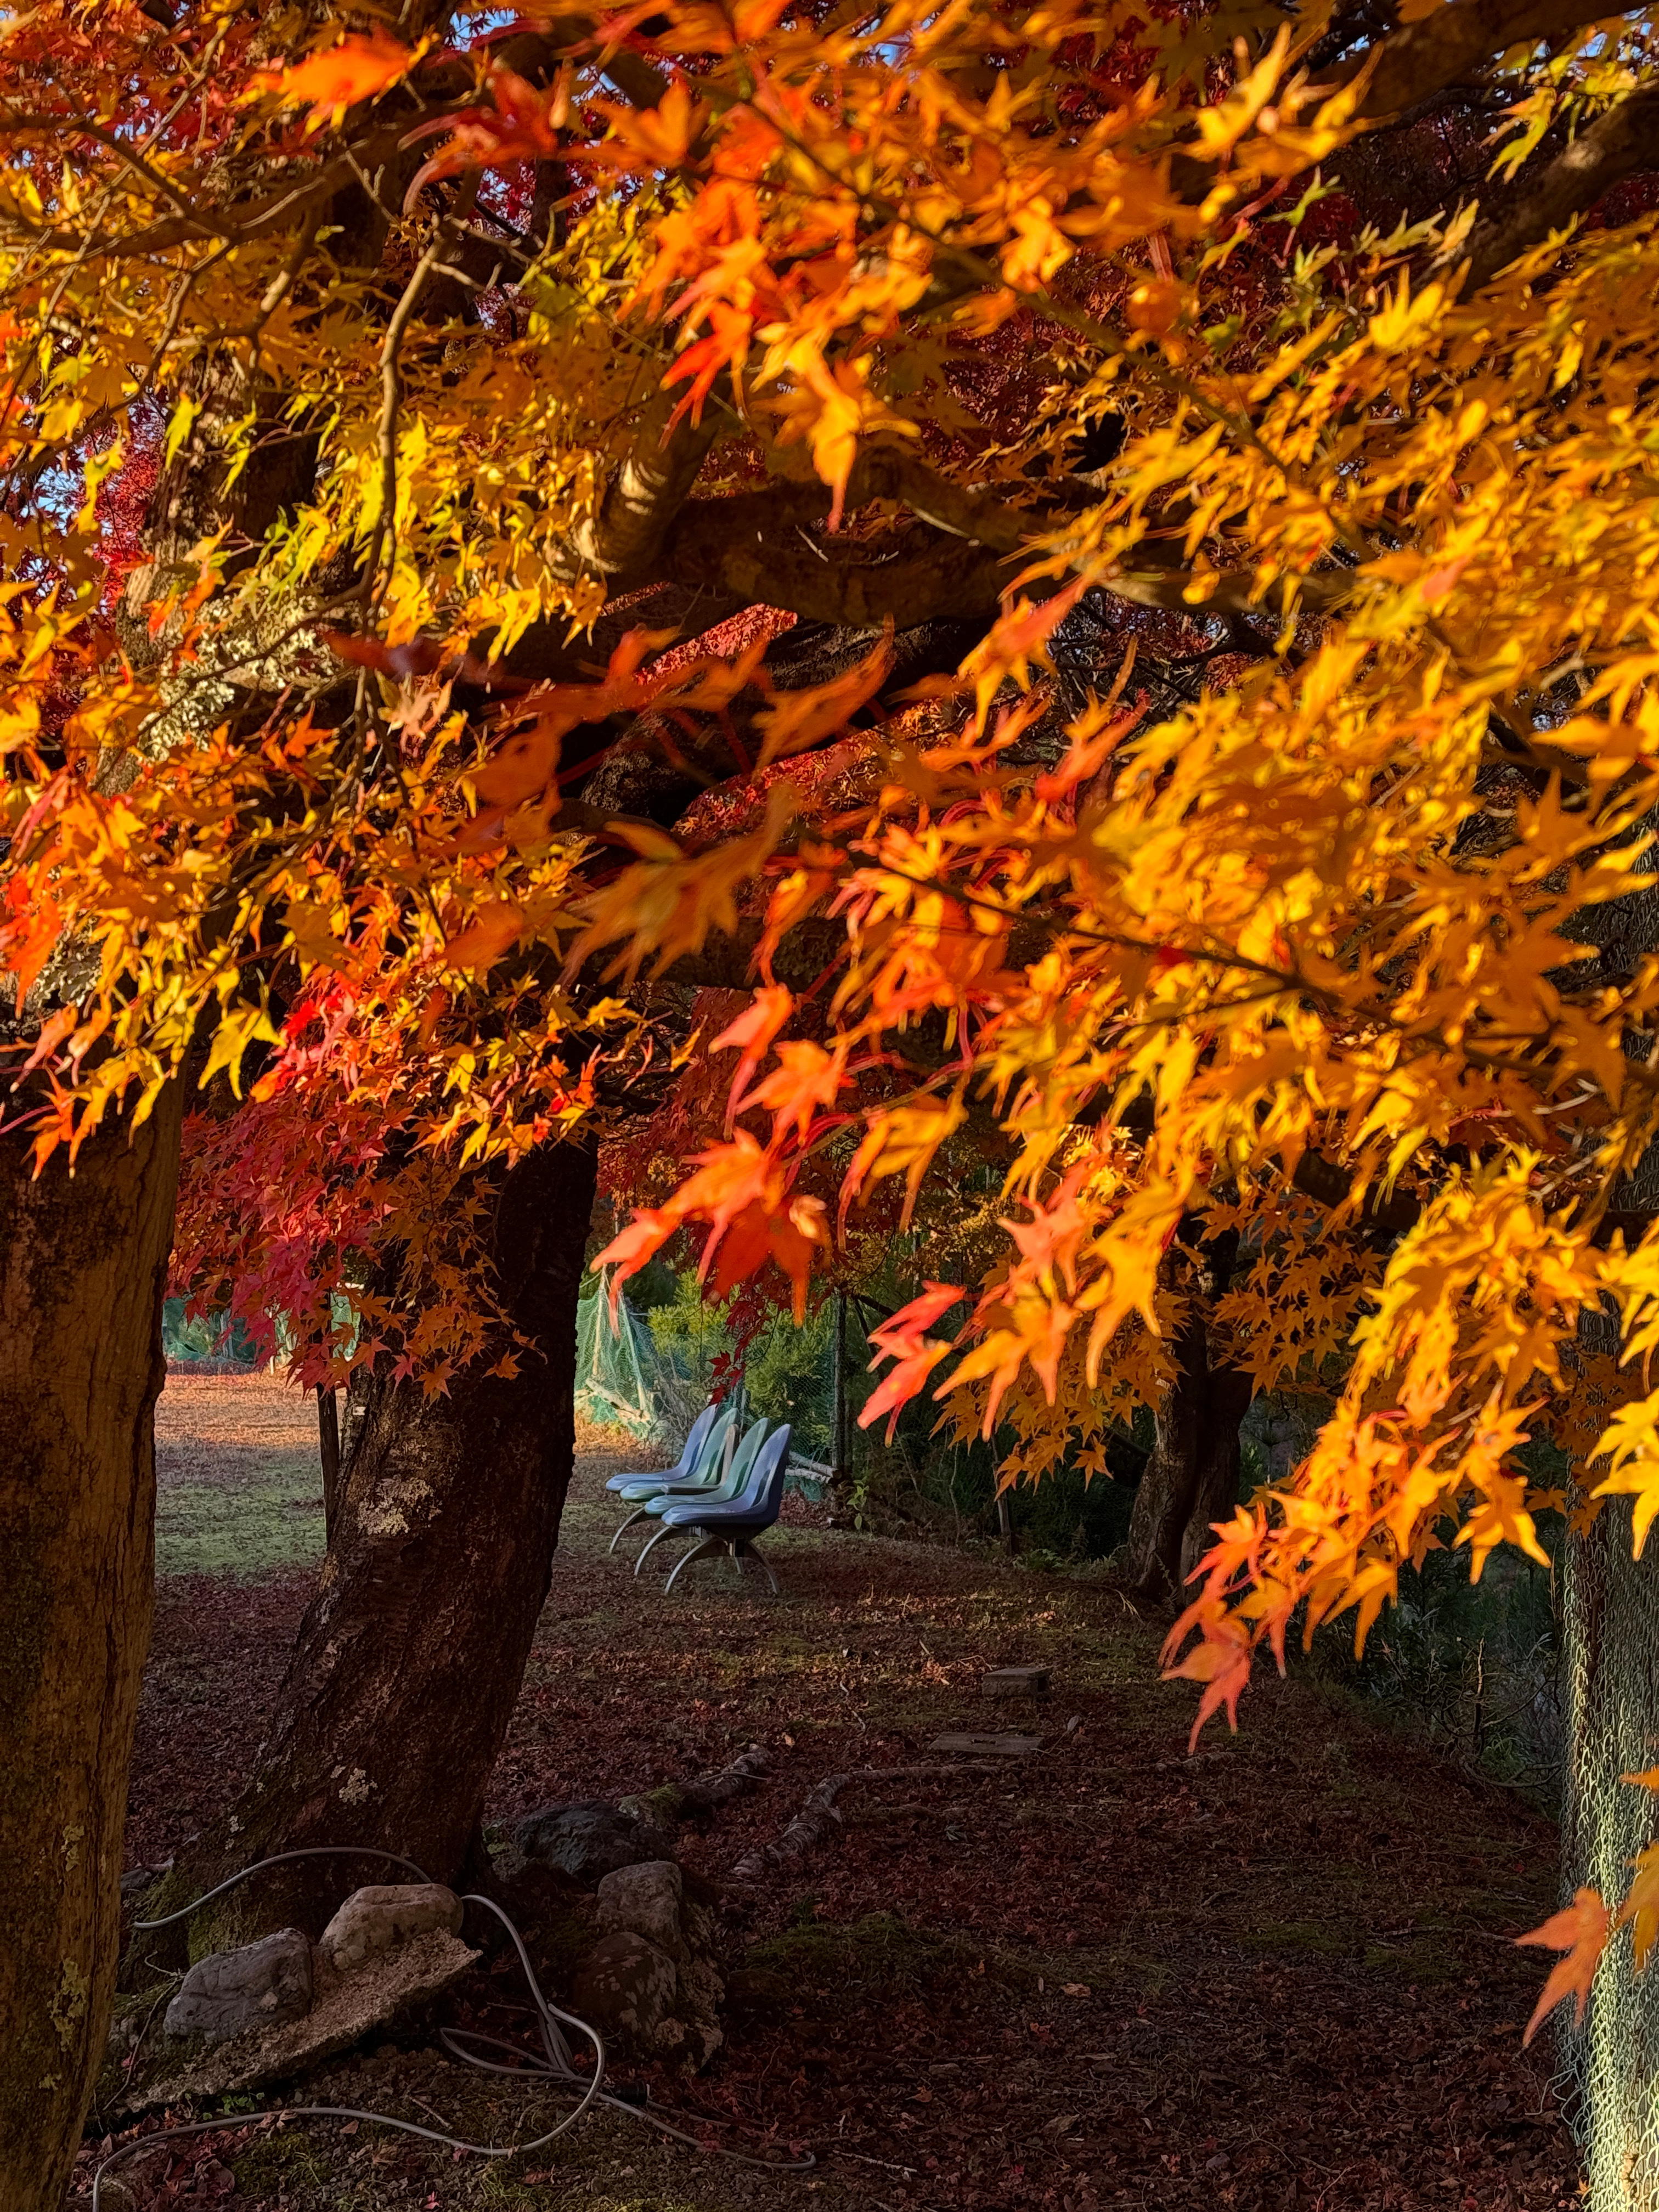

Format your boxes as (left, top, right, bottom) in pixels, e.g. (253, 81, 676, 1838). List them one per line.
(5, 1, 1659, 2206)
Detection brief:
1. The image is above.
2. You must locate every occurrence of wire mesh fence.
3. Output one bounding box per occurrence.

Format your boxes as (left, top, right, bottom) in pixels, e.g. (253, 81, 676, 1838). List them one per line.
(1559, 1501, 1659, 2210)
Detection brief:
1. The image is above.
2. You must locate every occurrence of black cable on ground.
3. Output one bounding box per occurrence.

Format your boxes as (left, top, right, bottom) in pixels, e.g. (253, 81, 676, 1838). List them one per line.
(97, 1847, 813, 2207)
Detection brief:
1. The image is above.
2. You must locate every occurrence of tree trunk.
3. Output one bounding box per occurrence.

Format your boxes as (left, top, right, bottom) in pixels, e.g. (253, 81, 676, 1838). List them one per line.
(1123, 1300, 1251, 1605)
(316, 1383, 342, 1547)
(174, 1136, 597, 1945)
(0, 1088, 182, 2212)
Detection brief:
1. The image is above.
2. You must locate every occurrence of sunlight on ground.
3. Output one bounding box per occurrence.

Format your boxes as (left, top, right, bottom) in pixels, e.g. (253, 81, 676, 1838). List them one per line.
(155, 1367, 323, 1579)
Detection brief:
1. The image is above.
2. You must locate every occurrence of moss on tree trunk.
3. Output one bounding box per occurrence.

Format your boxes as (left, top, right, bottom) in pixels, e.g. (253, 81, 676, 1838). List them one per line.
(0, 1088, 181, 2210)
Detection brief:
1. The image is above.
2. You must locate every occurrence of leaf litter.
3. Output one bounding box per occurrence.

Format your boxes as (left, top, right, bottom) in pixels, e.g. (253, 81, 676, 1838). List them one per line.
(97, 1375, 1579, 2210)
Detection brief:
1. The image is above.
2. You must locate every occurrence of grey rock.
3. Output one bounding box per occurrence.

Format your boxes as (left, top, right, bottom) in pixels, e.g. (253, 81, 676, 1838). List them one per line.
(515, 1799, 674, 1884)
(163, 1928, 312, 2046)
(589, 1858, 723, 2067)
(596, 1860, 686, 1962)
(983, 1665, 1051, 1700)
(125, 1930, 477, 2114)
(319, 1883, 463, 1973)
(571, 1929, 679, 2053)
(928, 1730, 1042, 1758)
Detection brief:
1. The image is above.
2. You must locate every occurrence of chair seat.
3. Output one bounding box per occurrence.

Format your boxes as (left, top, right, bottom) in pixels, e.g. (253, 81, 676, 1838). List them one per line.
(604, 1467, 657, 1492)
(659, 1502, 769, 1534)
(639, 1479, 727, 1510)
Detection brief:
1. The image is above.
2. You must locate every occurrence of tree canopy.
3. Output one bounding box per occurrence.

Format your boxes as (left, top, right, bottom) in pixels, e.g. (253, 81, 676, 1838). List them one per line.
(6, 0, 1659, 2032)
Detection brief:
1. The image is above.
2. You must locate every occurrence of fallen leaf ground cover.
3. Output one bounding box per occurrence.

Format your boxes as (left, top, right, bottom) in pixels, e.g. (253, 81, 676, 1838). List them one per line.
(98, 1373, 1581, 2212)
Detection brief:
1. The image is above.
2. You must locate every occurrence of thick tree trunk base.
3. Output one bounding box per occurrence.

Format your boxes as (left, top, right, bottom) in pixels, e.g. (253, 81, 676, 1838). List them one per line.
(150, 1137, 597, 1957)
(0, 1090, 181, 2212)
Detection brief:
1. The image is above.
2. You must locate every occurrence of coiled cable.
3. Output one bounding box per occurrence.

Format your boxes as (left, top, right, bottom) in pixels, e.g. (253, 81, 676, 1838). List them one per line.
(95, 1847, 812, 2207)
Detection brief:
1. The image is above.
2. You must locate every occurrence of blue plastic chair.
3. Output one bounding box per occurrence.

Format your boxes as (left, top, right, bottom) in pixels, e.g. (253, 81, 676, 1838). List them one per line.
(614, 1409, 748, 1508)
(606, 1407, 733, 1555)
(631, 1417, 771, 1576)
(658, 1425, 793, 1595)
(604, 1402, 720, 1496)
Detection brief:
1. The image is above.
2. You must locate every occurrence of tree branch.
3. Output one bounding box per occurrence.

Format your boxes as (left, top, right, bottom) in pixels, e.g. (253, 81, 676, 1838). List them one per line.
(1352, 1, 1639, 122)
(1462, 83, 1659, 291)
(566, 387, 723, 580)
(658, 484, 1013, 625)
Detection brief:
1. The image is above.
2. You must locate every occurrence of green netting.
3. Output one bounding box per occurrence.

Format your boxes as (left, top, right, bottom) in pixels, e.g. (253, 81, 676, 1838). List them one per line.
(162, 1296, 258, 1367)
(575, 1288, 655, 1434)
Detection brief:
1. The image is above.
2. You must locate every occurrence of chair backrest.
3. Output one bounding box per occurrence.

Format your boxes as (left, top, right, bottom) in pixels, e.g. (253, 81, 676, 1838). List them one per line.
(688, 1406, 737, 1485)
(709, 1415, 770, 1502)
(675, 1402, 719, 1480)
(732, 1425, 792, 1522)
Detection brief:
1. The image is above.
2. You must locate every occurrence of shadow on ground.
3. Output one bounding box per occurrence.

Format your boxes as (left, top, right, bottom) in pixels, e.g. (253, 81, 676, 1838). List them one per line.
(97, 1384, 1578, 2212)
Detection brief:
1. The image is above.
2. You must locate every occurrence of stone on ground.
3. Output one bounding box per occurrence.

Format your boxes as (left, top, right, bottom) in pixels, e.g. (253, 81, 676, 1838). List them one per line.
(571, 1858, 724, 2067)
(124, 1881, 481, 2114)
(514, 1798, 675, 1883)
(163, 1927, 312, 2045)
(130, 1928, 477, 2112)
(318, 1882, 462, 1971)
(983, 1664, 1051, 1699)
(928, 1729, 1043, 1758)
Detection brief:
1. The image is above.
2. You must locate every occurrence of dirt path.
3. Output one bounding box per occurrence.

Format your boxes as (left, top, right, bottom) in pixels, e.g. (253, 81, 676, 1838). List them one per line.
(98, 1378, 1579, 2212)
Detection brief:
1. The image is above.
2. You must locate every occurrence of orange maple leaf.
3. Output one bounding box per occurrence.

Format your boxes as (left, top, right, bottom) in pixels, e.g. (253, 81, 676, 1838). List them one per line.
(1516, 1889, 1609, 2045)
(712, 984, 794, 1129)
(594, 1207, 681, 1311)
(746, 1039, 847, 1145)
(442, 903, 523, 973)
(861, 1282, 965, 1440)
(1617, 1842, 1659, 1972)
(588, 80, 707, 173)
(250, 30, 419, 127)
(404, 69, 565, 200)
(1160, 1607, 1253, 1752)
(2, 877, 62, 1014)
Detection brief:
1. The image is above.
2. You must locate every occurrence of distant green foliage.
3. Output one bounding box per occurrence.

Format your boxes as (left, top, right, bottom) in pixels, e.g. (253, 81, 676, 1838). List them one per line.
(643, 1274, 838, 1463)
(1308, 1526, 1562, 1804)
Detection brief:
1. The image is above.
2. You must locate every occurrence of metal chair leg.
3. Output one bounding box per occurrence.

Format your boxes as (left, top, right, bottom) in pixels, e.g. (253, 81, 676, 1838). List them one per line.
(633, 1521, 679, 1576)
(609, 1508, 650, 1555)
(664, 1534, 726, 1595)
(736, 1538, 781, 1596)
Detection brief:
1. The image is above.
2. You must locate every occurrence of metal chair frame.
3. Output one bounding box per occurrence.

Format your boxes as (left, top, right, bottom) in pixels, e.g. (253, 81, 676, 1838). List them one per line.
(606, 1406, 735, 1555)
(631, 1416, 769, 1575)
(663, 1533, 781, 1596)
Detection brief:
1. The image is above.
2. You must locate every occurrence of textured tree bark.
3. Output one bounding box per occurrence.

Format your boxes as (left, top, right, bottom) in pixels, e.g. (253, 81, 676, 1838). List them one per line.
(1122, 1299, 1252, 1605)
(0, 1087, 182, 2212)
(1178, 1356, 1255, 1593)
(315, 1384, 342, 1548)
(171, 1137, 597, 1946)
